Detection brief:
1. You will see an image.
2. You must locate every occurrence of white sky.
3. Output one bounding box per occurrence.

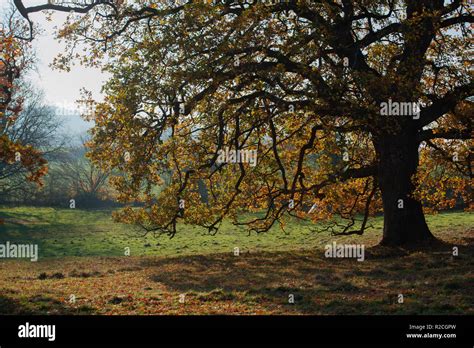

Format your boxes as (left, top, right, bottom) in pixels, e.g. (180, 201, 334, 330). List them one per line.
(1, 0, 109, 133)
(29, 11, 108, 105)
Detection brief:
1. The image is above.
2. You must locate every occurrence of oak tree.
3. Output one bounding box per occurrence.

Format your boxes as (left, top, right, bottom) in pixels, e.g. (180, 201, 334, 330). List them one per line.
(14, 0, 473, 246)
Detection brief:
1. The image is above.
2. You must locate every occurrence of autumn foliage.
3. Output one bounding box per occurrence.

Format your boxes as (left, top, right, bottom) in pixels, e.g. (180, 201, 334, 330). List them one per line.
(0, 20, 47, 187)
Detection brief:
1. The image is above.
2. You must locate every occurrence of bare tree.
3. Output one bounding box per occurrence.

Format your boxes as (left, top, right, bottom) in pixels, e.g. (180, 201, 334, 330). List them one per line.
(57, 137, 112, 203)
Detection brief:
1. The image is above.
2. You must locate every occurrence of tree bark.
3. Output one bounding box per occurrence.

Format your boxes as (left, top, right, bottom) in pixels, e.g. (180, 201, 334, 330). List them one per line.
(375, 133, 436, 246)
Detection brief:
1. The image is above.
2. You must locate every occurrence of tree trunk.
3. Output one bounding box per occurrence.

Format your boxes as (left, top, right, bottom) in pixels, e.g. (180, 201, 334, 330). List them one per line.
(375, 133, 436, 246)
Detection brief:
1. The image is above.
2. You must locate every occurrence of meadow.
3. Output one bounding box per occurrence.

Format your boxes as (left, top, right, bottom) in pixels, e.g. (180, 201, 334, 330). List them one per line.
(0, 207, 472, 315)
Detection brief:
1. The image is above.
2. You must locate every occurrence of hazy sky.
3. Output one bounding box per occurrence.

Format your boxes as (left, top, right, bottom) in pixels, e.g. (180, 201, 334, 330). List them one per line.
(3, 0, 109, 134)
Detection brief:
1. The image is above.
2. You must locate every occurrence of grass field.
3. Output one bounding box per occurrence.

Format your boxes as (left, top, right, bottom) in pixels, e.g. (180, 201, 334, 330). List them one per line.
(0, 207, 472, 315)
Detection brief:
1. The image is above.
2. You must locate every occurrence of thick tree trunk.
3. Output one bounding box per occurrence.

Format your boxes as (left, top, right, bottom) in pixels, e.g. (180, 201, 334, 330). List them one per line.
(375, 133, 436, 246)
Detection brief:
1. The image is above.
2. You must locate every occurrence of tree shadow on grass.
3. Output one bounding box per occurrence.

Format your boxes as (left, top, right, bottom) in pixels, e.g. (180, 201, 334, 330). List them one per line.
(145, 241, 473, 314)
(145, 251, 372, 313)
(0, 294, 95, 315)
(146, 251, 323, 292)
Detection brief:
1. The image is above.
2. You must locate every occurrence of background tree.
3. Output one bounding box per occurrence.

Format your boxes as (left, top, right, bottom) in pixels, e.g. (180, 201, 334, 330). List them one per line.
(1, 135, 115, 208)
(0, 6, 47, 196)
(56, 138, 113, 207)
(0, 85, 64, 202)
(14, 0, 473, 246)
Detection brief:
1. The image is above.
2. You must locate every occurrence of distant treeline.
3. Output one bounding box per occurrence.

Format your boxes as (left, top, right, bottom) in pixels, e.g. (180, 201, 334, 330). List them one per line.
(0, 85, 118, 209)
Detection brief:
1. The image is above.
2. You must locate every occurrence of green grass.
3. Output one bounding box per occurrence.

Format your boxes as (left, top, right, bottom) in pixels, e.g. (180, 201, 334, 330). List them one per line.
(0, 207, 472, 258)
